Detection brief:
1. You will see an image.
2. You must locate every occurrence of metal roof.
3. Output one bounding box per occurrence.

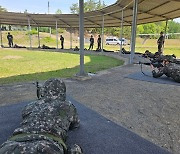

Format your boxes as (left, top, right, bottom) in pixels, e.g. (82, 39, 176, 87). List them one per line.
(0, 0, 180, 28)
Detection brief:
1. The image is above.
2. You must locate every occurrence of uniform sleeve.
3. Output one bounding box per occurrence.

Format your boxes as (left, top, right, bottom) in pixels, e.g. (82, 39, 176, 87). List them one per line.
(171, 69, 180, 83)
(68, 103, 80, 129)
(152, 68, 164, 78)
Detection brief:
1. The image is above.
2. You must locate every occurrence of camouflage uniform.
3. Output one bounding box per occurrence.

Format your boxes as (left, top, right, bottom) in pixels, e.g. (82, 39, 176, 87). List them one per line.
(157, 32, 164, 52)
(152, 63, 180, 83)
(0, 78, 83, 154)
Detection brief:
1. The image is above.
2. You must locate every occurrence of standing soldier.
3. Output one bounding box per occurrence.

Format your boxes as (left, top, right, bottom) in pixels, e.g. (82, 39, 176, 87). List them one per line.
(60, 35, 64, 49)
(7, 32, 13, 47)
(157, 31, 164, 53)
(88, 35, 94, 50)
(97, 35, 101, 50)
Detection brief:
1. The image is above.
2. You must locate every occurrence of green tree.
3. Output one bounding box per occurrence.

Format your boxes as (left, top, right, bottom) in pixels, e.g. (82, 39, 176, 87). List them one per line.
(70, 3, 79, 14)
(136, 21, 180, 39)
(0, 6, 7, 12)
(168, 20, 180, 33)
(56, 9, 62, 14)
(84, 0, 96, 12)
(70, 0, 106, 13)
(70, 0, 107, 34)
(137, 25, 144, 34)
(24, 9, 28, 13)
(96, 0, 106, 10)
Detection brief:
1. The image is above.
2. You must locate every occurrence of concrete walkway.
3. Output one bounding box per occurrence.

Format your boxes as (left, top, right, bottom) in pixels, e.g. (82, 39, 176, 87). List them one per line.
(0, 53, 179, 153)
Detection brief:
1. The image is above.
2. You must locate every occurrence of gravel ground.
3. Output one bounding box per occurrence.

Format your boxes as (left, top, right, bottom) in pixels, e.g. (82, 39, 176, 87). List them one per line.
(0, 53, 179, 154)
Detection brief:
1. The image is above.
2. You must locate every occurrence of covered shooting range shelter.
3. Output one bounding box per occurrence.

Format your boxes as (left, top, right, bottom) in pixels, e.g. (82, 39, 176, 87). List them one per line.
(0, 0, 180, 75)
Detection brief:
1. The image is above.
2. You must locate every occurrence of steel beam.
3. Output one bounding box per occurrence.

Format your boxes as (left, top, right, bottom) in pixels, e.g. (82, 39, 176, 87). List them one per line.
(0, 24, 3, 47)
(56, 20, 58, 49)
(120, 9, 124, 53)
(78, 0, 86, 76)
(101, 14, 104, 52)
(130, 0, 138, 64)
(70, 27, 72, 49)
(28, 18, 32, 48)
(37, 27, 40, 48)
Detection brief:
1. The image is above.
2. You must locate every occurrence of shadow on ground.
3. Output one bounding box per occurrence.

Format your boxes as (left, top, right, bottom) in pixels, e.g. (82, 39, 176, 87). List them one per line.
(0, 54, 123, 84)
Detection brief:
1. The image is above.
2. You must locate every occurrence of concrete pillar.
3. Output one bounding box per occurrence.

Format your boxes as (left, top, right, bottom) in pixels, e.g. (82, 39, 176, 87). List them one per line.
(70, 27, 72, 49)
(101, 14, 104, 52)
(162, 20, 168, 55)
(0, 24, 3, 47)
(130, 0, 138, 64)
(78, 0, 86, 76)
(37, 27, 40, 48)
(28, 17, 32, 48)
(120, 9, 124, 53)
(56, 20, 59, 49)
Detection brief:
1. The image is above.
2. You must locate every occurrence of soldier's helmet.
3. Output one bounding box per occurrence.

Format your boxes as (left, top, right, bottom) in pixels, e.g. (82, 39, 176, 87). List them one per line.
(41, 78, 66, 101)
(163, 55, 173, 62)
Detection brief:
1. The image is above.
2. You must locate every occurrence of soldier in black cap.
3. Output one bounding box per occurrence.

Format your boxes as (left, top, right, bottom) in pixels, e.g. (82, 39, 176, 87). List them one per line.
(88, 35, 94, 50)
(7, 32, 13, 47)
(60, 35, 64, 49)
(97, 35, 101, 50)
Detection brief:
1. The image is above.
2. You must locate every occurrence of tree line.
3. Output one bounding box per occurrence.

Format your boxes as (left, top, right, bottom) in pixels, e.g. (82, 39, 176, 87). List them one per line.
(69, 0, 180, 39)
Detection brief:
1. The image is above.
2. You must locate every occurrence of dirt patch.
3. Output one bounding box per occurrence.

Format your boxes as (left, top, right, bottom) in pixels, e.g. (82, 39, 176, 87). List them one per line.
(2, 55, 23, 60)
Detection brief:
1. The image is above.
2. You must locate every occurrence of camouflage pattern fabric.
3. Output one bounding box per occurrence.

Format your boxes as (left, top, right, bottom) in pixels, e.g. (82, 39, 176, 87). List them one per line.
(0, 78, 83, 154)
(152, 63, 180, 83)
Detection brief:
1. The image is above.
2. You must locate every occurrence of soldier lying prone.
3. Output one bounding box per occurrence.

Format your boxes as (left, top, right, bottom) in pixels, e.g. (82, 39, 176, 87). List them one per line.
(0, 78, 83, 154)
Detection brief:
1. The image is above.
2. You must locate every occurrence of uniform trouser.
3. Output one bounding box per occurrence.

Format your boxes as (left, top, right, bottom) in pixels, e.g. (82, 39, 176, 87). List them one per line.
(97, 43, 101, 50)
(88, 43, 93, 50)
(158, 44, 163, 52)
(61, 42, 64, 49)
(8, 40, 13, 47)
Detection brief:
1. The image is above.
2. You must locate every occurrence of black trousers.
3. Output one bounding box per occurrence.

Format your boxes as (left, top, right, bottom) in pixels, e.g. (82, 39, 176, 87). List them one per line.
(158, 44, 163, 52)
(8, 40, 13, 47)
(97, 43, 101, 50)
(88, 43, 94, 50)
(61, 42, 64, 49)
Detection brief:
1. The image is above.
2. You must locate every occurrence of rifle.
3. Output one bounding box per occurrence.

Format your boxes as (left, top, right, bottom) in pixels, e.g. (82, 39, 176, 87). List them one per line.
(139, 55, 180, 76)
(139, 58, 163, 76)
(36, 81, 41, 100)
(139, 60, 163, 68)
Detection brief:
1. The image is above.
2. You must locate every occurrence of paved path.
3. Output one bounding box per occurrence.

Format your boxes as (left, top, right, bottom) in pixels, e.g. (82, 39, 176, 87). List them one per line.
(0, 53, 179, 153)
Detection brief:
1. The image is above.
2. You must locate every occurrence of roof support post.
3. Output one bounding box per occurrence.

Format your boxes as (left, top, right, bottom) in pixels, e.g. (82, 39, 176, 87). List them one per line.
(0, 24, 3, 47)
(37, 27, 41, 48)
(101, 14, 104, 52)
(70, 27, 72, 49)
(120, 9, 124, 53)
(130, 0, 138, 64)
(28, 17, 32, 48)
(78, 0, 86, 76)
(56, 20, 59, 49)
(162, 20, 168, 55)
(49, 27, 52, 38)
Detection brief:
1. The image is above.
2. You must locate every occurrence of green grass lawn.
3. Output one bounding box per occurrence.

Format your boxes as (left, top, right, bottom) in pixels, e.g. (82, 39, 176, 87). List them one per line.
(0, 49, 124, 84)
